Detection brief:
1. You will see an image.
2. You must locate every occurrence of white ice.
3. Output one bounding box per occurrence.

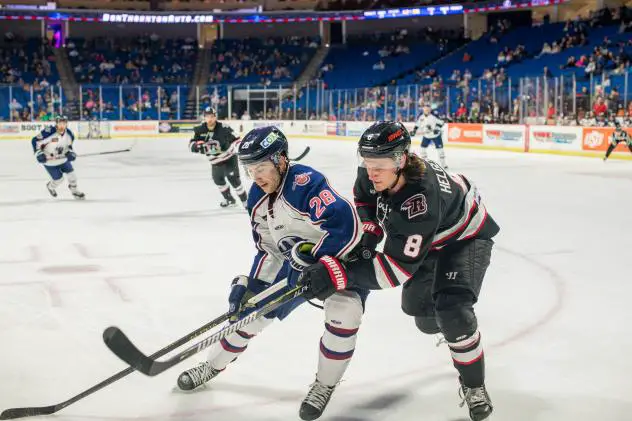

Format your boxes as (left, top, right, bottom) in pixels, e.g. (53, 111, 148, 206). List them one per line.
(0, 136, 631, 421)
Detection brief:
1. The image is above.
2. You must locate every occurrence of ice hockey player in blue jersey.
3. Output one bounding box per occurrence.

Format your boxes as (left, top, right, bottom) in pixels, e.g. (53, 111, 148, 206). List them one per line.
(176, 126, 368, 421)
(31, 115, 85, 199)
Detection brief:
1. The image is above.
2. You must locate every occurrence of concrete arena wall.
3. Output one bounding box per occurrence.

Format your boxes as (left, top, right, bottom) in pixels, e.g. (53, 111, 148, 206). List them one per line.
(1, 120, 631, 160)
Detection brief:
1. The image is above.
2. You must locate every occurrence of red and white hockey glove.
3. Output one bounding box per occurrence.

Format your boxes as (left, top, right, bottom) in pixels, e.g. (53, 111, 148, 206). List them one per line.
(299, 256, 348, 301)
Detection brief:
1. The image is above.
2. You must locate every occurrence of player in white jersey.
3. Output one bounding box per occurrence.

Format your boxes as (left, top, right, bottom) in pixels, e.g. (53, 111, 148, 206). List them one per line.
(30, 116, 85, 199)
(411, 105, 448, 168)
(176, 126, 369, 421)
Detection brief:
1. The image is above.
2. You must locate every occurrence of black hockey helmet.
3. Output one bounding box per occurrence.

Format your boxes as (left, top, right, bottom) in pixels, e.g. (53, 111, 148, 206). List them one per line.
(55, 115, 69, 124)
(203, 106, 216, 116)
(238, 126, 289, 166)
(358, 121, 411, 160)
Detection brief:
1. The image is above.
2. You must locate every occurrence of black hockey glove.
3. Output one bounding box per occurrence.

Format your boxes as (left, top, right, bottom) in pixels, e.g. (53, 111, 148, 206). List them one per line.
(300, 256, 349, 301)
(410, 127, 417, 136)
(287, 241, 317, 287)
(190, 140, 209, 154)
(66, 150, 77, 162)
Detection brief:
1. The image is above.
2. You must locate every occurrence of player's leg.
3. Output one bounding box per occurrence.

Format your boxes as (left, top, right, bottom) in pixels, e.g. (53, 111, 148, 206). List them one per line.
(60, 162, 85, 199)
(628, 142, 632, 154)
(433, 136, 448, 169)
(43, 165, 64, 197)
(420, 137, 431, 159)
(433, 239, 494, 421)
(604, 142, 617, 161)
(300, 289, 367, 420)
(211, 162, 236, 207)
(225, 155, 248, 206)
(401, 253, 440, 335)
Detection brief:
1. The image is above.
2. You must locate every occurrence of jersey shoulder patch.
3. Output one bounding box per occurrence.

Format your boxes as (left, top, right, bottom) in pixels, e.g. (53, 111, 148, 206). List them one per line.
(286, 163, 325, 192)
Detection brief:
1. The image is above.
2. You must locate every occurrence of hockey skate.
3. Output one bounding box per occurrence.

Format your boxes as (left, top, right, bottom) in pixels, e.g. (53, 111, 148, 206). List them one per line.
(459, 378, 493, 421)
(299, 379, 337, 421)
(219, 197, 237, 208)
(46, 181, 58, 198)
(70, 187, 85, 200)
(177, 361, 222, 391)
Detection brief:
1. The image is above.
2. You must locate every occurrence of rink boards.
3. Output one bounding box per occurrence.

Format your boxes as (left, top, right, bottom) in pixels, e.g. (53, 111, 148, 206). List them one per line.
(1, 120, 631, 160)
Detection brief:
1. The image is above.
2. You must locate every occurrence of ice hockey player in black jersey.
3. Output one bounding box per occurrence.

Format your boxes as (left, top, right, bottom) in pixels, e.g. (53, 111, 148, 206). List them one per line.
(31, 115, 85, 199)
(299, 121, 500, 421)
(189, 106, 247, 207)
(604, 121, 632, 161)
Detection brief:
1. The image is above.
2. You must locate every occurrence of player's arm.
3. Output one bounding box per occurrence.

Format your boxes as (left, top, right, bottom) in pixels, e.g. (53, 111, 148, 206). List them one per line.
(31, 128, 52, 162)
(189, 126, 207, 153)
(300, 189, 442, 298)
(411, 115, 422, 136)
(301, 174, 361, 260)
(353, 168, 383, 251)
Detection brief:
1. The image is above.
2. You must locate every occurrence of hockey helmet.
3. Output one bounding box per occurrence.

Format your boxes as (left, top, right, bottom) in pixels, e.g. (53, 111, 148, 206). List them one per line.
(358, 121, 411, 162)
(203, 106, 216, 116)
(238, 126, 289, 167)
(55, 115, 69, 124)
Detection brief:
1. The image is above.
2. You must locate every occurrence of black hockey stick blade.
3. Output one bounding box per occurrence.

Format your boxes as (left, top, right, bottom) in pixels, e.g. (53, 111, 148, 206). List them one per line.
(0, 313, 231, 420)
(0, 406, 56, 420)
(291, 146, 310, 161)
(103, 327, 155, 374)
(105, 285, 307, 377)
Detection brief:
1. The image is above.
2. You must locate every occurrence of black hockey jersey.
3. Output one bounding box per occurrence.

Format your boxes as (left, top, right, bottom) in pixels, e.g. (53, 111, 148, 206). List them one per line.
(610, 130, 632, 146)
(189, 121, 240, 164)
(348, 160, 499, 290)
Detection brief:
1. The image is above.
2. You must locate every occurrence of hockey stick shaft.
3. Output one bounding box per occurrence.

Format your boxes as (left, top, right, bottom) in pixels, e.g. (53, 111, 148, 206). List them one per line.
(104, 285, 307, 376)
(0, 280, 287, 420)
(80, 148, 131, 157)
(291, 146, 310, 161)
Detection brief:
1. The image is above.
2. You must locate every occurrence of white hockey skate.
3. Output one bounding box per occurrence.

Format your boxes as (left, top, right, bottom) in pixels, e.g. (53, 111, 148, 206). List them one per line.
(46, 181, 58, 198)
(70, 187, 86, 200)
(299, 379, 337, 421)
(177, 361, 222, 391)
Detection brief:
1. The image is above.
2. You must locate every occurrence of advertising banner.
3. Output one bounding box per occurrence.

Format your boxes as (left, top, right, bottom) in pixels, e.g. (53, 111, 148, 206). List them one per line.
(446, 123, 483, 144)
(483, 124, 525, 148)
(581, 127, 632, 152)
(529, 126, 581, 152)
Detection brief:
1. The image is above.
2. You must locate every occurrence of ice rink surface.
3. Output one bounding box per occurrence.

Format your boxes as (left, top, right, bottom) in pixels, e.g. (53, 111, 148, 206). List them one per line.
(0, 136, 631, 421)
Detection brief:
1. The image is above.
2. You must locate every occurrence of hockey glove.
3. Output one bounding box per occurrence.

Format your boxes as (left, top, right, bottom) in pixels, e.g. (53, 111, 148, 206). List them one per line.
(66, 150, 77, 162)
(287, 241, 317, 287)
(190, 140, 209, 154)
(299, 256, 349, 301)
(410, 127, 418, 137)
(228, 275, 250, 319)
(35, 151, 47, 163)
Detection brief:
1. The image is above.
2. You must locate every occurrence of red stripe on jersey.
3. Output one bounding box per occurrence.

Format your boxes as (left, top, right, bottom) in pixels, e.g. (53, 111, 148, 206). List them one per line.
(385, 254, 412, 280)
(376, 254, 397, 287)
(432, 200, 477, 247)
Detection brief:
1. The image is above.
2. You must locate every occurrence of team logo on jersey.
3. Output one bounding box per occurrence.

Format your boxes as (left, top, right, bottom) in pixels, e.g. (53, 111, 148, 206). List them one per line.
(293, 172, 312, 190)
(376, 197, 390, 225)
(401, 194, 428, 219)
(277, 235, 304, 259)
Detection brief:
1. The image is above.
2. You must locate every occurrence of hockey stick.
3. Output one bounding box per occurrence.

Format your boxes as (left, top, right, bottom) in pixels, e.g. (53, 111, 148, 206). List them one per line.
(291, 146, 310, 162)
(103, 284, 307, 377)
(0, 279, 288, 420)
(80, 148, 132, 157)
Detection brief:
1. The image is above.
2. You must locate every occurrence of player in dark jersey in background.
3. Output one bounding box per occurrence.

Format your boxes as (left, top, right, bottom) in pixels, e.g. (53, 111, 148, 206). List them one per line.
(189, 106, 247, 207)
(299, 121, 499, 421)
(604, 121, 632, 161)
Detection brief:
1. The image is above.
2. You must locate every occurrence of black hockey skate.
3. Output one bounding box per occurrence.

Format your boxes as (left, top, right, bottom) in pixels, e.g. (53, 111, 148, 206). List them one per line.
(219, 197, 237, 208)
(177, 361, 222, 391)
(299, 379, 337, 421)
(459, 378, 493, 421)
(46, 181, 57, 198)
